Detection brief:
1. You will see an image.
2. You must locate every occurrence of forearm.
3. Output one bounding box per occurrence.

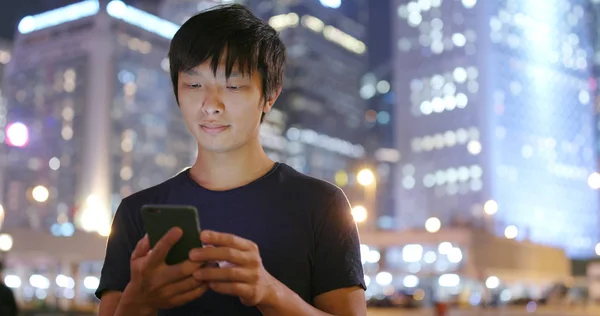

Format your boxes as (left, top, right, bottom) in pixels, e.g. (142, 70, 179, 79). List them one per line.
(257, 283, 334, 316)
(114, 284, 158, 316)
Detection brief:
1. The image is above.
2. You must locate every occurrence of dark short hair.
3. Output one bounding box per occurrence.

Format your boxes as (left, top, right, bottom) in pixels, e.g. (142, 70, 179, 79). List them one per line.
(168, 4, 286, 120)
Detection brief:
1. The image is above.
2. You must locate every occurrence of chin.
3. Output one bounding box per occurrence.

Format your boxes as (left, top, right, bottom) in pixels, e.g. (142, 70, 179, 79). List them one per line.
(197, 140, 240, 154)
(194, 132, 252, 154)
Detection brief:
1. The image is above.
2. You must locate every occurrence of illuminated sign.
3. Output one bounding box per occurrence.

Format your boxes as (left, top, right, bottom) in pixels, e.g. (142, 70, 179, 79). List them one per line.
(18, 0, 100, 34)
(106, 0, 180, 39)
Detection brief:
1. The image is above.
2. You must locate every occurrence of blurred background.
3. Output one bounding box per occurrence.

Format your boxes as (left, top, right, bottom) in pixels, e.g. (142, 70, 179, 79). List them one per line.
(1, 0, 600, 315)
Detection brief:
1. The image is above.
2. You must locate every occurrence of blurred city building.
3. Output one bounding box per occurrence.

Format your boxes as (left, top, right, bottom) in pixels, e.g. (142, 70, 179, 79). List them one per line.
(0, 1, 198, 306)
(0, 0, 197, 238)
(0, 38, 10, 86)
(359, 227, 572, 306)
(0, 38, 11, 232)
(256, 0, 370, 181)
(392, 0, 599, 259)
(359, 61, 399, 230)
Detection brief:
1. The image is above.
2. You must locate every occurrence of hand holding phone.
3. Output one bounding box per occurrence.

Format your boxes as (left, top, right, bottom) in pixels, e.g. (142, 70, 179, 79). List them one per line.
(122, 228, 208, 311)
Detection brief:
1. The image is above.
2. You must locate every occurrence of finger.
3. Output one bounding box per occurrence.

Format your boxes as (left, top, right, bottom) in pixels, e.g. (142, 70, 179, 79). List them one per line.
(193, 267, 256, 283)
(170, 283, 209, 307)
(208, 282, 253, 301)
(131, 235, 150, 260)
(162, 260, 204, 282)
(160, 276, 204, 297)
(148, 227, 183, 265)
(201, 231, 257, 251)
(189, 247, 256, 266)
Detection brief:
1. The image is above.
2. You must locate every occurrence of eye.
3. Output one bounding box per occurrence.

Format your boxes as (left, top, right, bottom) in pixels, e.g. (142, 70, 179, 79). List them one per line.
(187, 84, 202, 89)
(227, 85, 241, 90)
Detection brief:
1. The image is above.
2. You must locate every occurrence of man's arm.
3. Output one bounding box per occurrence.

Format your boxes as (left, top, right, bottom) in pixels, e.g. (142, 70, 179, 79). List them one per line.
(99, 286, 159, 316)
(257, 284, 366, 316)
(96, 200, 140, 315)
(98, 291, 122, 316)
(314, 286, 366, 315)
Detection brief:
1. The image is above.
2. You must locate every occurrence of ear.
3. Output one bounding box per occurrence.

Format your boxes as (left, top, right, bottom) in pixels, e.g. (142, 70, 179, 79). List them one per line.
(262, 87, 282, 113)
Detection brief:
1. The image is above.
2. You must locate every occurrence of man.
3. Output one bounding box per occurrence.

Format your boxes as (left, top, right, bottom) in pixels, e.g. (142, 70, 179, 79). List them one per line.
(96, 4, 366, 316)
(0, 261, 18, 316)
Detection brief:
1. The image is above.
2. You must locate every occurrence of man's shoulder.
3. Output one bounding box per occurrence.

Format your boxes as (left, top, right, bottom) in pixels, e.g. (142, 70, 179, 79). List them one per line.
(120, 168, 189, 209)
(278, 164, 345, 200)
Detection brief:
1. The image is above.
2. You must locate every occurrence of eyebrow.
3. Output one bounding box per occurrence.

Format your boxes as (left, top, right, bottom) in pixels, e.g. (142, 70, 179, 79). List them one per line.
(183, 69, 245, 78)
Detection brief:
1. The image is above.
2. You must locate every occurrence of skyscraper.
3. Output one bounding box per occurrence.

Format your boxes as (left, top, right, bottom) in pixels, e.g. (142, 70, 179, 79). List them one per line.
(393, 0, 598, 258)
(359, 62, 398, 229)
(0, 39, 10, 83)
(263, 0, 370, 181)
(0, 0, 195, 236)
(0, 38, 11, 141)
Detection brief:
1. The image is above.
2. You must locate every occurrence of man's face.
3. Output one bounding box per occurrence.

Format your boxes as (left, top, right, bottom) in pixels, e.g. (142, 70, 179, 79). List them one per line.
(177, 60, 275, 154)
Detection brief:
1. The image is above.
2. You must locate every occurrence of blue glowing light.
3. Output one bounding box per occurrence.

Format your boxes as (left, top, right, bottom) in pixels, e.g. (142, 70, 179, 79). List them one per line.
(18, 0, 100, 34)
(319, 0, 341, 9)
(106, 0, 180, 39)
(16, 0, 181, 41)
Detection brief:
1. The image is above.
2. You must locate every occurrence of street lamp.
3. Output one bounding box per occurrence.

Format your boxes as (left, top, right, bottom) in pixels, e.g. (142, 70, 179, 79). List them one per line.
(589, 172, 600, 189)
(355, 168, 377, 229)
(351, 205, 367, 223)
(504, 225, 518, 239)
(357, 168, 375, 187)
(0, 204, 4, 231)
(483, 200, 498, 215)
(425, 217, 441, 233)
(0, 234, 13, 252)
(31, 185, 49, 203)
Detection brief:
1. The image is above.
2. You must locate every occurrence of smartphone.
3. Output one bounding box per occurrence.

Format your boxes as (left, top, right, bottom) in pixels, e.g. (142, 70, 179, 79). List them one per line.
(141, 204, 204, 265)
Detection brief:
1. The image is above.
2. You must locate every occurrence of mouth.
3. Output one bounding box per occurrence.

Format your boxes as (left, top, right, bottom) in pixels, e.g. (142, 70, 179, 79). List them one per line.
(200, 124, 230, 135)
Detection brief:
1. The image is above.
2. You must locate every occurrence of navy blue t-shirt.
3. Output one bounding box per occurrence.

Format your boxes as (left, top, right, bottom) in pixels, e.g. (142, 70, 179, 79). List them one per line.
(95, 162, 366, 315)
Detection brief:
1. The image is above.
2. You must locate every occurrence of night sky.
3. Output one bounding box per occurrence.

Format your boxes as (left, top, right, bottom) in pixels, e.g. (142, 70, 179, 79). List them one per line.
(0, 0, 390, 65)
(0, 0, 81, 39)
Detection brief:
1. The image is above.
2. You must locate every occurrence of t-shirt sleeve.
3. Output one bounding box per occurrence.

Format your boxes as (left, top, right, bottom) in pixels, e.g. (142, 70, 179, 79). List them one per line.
(95, 199, 142, 299)
(311, 189, 366, 298)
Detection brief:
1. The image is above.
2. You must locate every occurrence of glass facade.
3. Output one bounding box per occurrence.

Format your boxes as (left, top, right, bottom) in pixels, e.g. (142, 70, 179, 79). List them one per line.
(261, 0, 369, 181)
(1, 52, 88, 232)
(110, 27, 195, 207)
(0, 4, 196, 234)
(393, 0, 598, 258)
(487, 0, 597, 257)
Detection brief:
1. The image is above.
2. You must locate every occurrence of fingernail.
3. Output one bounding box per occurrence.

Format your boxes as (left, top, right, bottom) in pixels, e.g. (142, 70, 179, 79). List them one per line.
(170, 227, 183, 235)
(201, 230, 212, 238)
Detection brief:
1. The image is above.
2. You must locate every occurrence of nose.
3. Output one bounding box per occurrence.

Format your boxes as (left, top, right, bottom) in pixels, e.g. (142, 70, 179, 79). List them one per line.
(201, 88, 224, 115)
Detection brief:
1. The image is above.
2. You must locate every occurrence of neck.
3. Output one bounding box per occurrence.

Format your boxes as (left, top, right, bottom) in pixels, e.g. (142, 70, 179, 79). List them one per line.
(189, 138, 274, 191)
